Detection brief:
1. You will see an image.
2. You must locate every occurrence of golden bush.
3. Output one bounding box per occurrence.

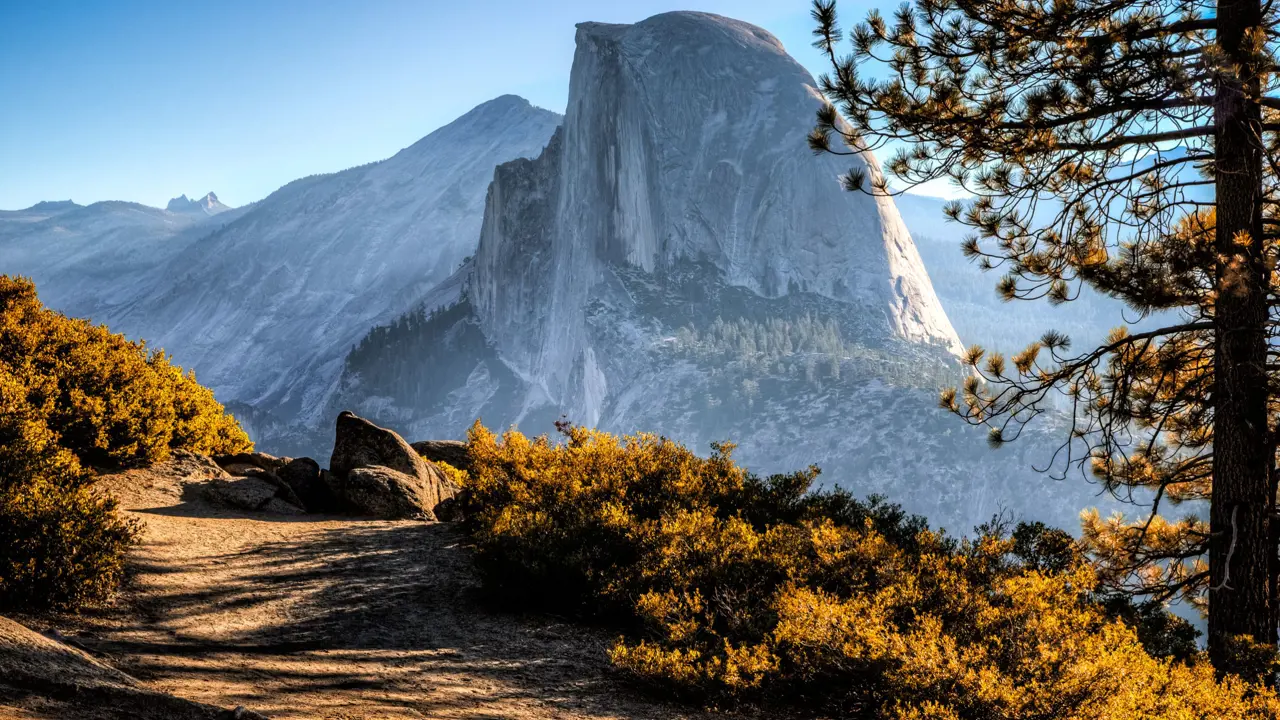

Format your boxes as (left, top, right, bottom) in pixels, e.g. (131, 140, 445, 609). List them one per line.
(460, 420, 1280, 718)
(0, 276, 248, 609)
(0, 477, 138, 610)
(0, 275, 251, 468)
(434, 460, 470, 488)
(0, 365, 138, 609)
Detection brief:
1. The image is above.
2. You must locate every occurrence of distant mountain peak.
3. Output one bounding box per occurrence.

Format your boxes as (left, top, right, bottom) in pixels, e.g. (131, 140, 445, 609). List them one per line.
(476, 94, 531, 110)
(23, 200, 81, 214)
(396, 95, 561, 162)
(453, 95, 549, 126)
(167, 192, 230, 216)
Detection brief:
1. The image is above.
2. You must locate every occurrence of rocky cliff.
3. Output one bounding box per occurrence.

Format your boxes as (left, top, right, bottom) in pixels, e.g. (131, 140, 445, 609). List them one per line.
(335, 13, 1107, 532)
(472, 12, 961, 428)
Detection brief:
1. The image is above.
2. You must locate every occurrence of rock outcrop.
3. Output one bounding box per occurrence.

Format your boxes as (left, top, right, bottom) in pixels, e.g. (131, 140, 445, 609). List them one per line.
(278, 457, 337, 513)
(213, 452, 290, 475)
(341, 466, 440, 521)
(327, 411, 458, 519)
(331, 411, 434, 479)
(471, 12, 961, 426)
(165, 192, 231, 216)
(411, 439, 471, 473)
(0, 615, 251, 719)
(204, 477, 306, 515)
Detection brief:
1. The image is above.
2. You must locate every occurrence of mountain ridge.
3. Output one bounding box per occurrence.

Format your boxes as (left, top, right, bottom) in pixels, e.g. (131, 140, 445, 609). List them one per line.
(329, 12, 1107, 532)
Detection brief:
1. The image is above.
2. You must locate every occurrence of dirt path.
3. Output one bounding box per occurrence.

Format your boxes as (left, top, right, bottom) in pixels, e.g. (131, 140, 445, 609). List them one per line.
(16, 460, 733, 720)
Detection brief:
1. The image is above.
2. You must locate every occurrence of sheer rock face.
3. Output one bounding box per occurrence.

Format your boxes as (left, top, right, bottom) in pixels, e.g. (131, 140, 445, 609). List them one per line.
(472, 12, 961, 424)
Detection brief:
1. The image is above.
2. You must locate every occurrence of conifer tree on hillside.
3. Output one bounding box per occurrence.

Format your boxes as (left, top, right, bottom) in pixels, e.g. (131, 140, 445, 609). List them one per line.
(808, 0, 1280, 677)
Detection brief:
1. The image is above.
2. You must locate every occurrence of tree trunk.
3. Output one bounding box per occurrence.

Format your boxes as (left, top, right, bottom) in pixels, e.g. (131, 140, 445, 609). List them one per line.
(1270, 447, 1279, 662)
(1209, 0, 1275, 679)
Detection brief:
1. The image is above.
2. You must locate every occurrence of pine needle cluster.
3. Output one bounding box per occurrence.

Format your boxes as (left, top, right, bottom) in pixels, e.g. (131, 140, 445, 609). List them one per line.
(809, 0, 1280, 675)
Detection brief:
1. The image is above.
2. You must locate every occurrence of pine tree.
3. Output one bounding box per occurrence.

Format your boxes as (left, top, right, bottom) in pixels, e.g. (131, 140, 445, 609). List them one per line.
(809, 0, 1280, 677)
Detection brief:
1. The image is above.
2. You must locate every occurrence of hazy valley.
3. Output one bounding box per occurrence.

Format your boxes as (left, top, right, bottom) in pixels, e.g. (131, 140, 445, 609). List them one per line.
(0, 14, 1139, 534)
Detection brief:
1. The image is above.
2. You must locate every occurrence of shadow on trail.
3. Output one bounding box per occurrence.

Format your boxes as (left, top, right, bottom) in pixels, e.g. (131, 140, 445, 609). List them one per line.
(77, 521, 696, 720)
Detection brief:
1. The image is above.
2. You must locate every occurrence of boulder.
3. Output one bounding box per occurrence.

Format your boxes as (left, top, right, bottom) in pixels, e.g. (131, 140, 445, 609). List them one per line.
(222, 462, 266, 477)
(410, 439, 471, 473)
(335, 466, 439, 521)
(247, 468, 306, 509)
(204, 477, 305, 515)
(328, 411, 460, 518)
(170, 450, 232, 479)
(212, 451, 289, 475)
(218, 463, 306, 510)
(331, 411, 432, 479)
(278, 457, 338, 513)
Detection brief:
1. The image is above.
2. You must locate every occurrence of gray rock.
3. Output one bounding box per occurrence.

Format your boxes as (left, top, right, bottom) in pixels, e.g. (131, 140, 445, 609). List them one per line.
(279, 457, 337, 513)
(410, 440, 471, 473)
(246, 468, 306, 510)
(204, 477, 276, 510)
(204, 477, 304, 515)
(331, 411, 434, 480)
(222, 462, 266, 477)
(328, 411, 459, 518)
(168, 450, 231, 479)
(212, 452, 289, 475)
(339, 466, 438, 521)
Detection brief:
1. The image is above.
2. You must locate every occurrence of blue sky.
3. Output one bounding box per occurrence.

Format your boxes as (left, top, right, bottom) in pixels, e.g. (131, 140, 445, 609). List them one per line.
(0, 0, 925, 210)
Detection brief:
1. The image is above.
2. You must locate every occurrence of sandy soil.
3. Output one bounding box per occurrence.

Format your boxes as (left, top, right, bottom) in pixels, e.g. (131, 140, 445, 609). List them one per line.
(6, 458, 747, 720)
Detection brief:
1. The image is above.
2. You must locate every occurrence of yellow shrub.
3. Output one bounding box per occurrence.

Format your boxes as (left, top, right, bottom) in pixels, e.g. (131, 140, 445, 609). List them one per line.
(0, 275, 250, 468)
(0, 276, 244, 610)
(460, 420, 1280, 718)
(435, 460, 470, 488)
(0, 479, 138, 610)
(0, 366, 138, 609)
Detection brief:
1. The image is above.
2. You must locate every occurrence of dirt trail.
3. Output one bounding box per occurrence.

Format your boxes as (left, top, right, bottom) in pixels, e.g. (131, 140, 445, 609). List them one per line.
(14, 460, 727, 720)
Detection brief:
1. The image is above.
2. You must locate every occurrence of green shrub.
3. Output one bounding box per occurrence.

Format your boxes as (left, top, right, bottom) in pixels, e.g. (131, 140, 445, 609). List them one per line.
(460, 420, 1279, 719)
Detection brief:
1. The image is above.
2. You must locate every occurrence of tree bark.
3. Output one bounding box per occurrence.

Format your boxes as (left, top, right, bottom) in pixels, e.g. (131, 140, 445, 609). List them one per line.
(1270, 446, 1279, 661)
(1209, 0, 1275, 679)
